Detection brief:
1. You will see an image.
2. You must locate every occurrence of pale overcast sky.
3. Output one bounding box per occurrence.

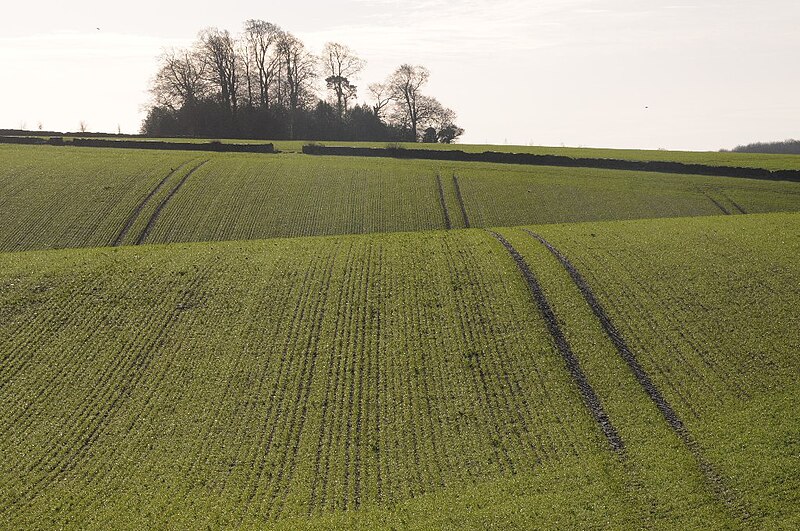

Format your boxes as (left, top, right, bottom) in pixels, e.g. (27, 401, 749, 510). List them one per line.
(0, 1, 798, 150)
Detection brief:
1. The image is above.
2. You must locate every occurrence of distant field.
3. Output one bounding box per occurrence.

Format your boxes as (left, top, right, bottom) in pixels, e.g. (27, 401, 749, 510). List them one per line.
(2, 144, 800, 252)
(7, 135, 800, 170)
(0, 213, 797, 528)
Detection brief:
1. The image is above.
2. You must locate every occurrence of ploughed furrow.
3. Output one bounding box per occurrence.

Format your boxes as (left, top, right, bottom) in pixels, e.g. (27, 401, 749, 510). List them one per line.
(441, 239, 515, 474)
(341, 243, 375, 510)
(703, 192, 731, 215)
(489, 231, 624, 454)
(266, 250, 339, 520)
(607, 243, 749, 404)
(524, 229, 746, 515)
(308, 244, 357, 515)
(135, 159, 209, 245)
(1, 262, 213, 514)
(239, 254, 325, 517)
(452, 174, 470, 228)
(111, 161, 192, 246)
(451, 241, 546, 466)
(435, 173, 452, 230)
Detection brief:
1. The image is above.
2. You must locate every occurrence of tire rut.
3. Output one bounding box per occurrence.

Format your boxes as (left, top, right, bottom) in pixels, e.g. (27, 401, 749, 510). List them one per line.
(134, 159, 209, 245)
(435, 173, 452, 230)
(718, 190, 747, 214)
(524, 228, 749, 520)
(703, 192, 731, 215)
(488, 231, 625, 454)
(111, 161, 192, 246)
(452, 174, 470, 228)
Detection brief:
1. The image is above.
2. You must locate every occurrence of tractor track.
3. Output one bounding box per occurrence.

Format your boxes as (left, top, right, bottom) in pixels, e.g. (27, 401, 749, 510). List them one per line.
(135, 159, 209, 245)
(111, 160, 192, 246)
(718, 190, 747, 214)
(524, 228, 749, 519)
(703, 192, 731, 215)
(489, 231, 625, 454)
(435, 173, 452, 230)
(452, 174, 470, 228)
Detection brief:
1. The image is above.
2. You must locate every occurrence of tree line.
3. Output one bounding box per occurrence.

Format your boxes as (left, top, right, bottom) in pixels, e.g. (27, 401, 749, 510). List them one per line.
(721, 139, 800, 155)
(142, 20, 464, 143)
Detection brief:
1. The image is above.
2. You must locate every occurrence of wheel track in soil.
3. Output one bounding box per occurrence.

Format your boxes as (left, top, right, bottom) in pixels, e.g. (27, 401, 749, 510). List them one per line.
(718, 190, 747, 214)
(435, 173, 452, 230)
(489, 231, 625, 454)
(452, 174, 470, 228)
(111, 160, 193, 246)
(523, 228, 750, 520)
(135, 159, 210, 245)
(703, 192, 731, 215)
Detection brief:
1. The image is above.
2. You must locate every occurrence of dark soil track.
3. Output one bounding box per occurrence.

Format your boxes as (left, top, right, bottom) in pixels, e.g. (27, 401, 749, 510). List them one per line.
(435, 174, 452, 230)
(703, 193, 731, 215)
(453, 175, 470, 228)
(524, 229, 748, 518)
(135, 160, 209, 245)
(111, 161, 191, 246)
(489, 231, 624, 453)
(718, 191, 747, 214)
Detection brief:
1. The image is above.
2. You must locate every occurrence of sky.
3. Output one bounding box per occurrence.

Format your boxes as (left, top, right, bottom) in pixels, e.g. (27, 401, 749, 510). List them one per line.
(0, 0, 798, 150)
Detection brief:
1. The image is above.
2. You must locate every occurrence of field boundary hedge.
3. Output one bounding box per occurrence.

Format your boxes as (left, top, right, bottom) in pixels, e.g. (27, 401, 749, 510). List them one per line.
(0, 136, 274, 154)
(302, 144, 800, 182)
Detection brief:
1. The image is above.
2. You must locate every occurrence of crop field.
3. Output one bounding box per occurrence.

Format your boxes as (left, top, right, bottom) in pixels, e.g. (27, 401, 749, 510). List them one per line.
(0, 211, 797, 528)
(3, 144, 800, 252)
(15, 136, 800, 170)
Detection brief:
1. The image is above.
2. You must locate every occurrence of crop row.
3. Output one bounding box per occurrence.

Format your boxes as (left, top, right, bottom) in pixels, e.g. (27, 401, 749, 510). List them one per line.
(0, 231, 605, 528)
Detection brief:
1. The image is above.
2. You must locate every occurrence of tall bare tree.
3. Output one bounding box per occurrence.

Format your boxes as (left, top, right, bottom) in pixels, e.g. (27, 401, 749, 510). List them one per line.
(322, 42, 365, 118)
(200, 28, 240, 114)
(243, 19, 281, 109)
(276, 32, 317, 138)
(151, 47, 208, 110)
(388, 64, 430, 140)
(368, 82, 393, 121)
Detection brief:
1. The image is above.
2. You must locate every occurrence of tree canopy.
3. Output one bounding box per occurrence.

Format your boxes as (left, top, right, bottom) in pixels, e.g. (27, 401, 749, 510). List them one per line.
(143, 20, 463, 143)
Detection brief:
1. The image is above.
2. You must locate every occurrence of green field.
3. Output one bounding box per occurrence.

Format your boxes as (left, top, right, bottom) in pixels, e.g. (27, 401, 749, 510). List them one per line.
(1, 140, 798, 528)
(0, 213, 797, 528)
(2, 144, 800, 252)
(7, 135, 800, 169)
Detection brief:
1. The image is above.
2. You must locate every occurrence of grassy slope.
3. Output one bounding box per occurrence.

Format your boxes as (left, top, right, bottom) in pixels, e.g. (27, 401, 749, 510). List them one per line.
(3, 144, 800, 252)
(1, 213, 797, 528)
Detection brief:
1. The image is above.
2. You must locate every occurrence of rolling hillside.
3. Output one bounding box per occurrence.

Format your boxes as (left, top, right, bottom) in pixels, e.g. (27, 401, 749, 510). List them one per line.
(2, 144, 800, 252)
(1, 213, 797, 529)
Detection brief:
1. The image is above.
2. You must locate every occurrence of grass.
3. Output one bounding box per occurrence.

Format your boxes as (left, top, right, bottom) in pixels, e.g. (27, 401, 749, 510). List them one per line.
(1, 213, 797, 528)
(2, 144, 800, 252)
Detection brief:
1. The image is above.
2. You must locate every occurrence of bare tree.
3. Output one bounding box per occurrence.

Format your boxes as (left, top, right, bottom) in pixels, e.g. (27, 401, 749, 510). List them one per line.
(243, 19, 281, 109)
(388, 64, 430, 140)
(151, 47, 208, 110)
(79, 120, 88, 133)
(367, 82, 393, 120)
(276, 32, 317, 138)
(322, 42, 365, 118)
(199, 28, 240, 114)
